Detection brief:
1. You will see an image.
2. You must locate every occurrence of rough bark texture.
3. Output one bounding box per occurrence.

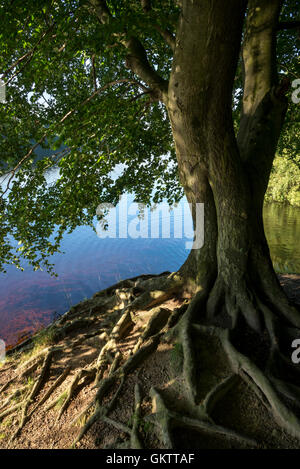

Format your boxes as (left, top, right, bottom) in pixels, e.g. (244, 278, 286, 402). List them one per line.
(164, 0, 296, 330)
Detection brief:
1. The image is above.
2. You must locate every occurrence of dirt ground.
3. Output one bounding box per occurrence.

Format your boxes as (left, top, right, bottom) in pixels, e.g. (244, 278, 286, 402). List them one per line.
(0, 273, 300, 449)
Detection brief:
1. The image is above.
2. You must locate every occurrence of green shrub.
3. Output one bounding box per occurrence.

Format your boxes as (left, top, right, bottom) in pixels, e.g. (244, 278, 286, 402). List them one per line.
(266, 154, 300, 207)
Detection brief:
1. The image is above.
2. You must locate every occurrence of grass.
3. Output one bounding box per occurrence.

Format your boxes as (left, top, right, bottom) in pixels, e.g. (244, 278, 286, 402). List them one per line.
(127, 411, 154, 435)
(273, 262, 299, 275)
(0, 417, 12, 429)
(16, 325, 57, 367)
(55, 391, 68, 410)
(26, 376, 34, 387)
(33, 326, 57, 349)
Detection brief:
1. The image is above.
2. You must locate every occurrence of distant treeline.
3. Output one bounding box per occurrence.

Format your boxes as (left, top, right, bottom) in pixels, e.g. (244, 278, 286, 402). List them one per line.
(266, 154, 300, 207)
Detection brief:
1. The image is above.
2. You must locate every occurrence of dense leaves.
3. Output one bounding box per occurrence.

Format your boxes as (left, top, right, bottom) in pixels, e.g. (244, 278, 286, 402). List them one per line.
(0, 0, 298, 273)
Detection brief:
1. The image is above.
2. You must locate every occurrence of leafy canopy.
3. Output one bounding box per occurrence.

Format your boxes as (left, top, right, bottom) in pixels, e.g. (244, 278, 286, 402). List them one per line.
(0, 0, 299, 273)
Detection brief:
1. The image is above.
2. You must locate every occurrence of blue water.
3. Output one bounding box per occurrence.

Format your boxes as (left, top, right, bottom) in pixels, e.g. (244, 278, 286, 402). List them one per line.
(0, 198, 299, 347)
(0, 196, 194, 346)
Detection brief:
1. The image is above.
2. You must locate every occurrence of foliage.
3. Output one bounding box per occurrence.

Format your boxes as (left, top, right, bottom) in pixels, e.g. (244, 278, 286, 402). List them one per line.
(0, 0, 299, 274)
(266, 153, 300, 206)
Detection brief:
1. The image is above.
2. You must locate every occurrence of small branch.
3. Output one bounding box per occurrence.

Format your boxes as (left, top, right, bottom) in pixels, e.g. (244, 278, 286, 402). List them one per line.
(87, 0, 168, 96)
(154, 25, 176, 51)
(2, 24, 55, 84)
(91, 54, 97, 91)
(0, 78, 140, 197)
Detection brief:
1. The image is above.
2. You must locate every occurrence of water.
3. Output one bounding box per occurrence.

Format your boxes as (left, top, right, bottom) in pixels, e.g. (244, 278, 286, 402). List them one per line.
(0, 201, 299, 347)
(263, 203, 300, 275)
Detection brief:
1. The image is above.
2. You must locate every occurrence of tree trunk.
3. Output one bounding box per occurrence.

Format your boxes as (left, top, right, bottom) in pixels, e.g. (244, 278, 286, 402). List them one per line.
(164, 0, 299, 330)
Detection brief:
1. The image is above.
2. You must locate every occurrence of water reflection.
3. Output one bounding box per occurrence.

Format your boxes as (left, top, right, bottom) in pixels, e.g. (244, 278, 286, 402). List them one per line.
(263, 203, 300, 275)
(0, 201, 299, 347)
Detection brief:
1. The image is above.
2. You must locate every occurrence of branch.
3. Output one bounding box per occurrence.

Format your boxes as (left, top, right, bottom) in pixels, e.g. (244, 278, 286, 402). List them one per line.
(0, 78, 141, 197)
(91, 54, 97, 91)
(1, 24, 55, 83)
(87, 0, 111, 24)
(123, 37, 168, 95)
(140, 0, 175, 51)
(154, 25, 176, 51)
(276, 20, 300, 31)
(141, 0, 151, 13)
(87, 0, 168, 97)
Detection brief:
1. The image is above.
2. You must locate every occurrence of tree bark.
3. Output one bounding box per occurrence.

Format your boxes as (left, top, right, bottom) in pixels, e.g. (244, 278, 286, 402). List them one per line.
(165, 0, 247, 290)
(164, 0, 299, 330)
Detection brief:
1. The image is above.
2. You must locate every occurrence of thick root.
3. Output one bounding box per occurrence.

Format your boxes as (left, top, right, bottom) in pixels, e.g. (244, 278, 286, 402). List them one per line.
(149, 387, 257, 449)
(130, 383, 143, 449)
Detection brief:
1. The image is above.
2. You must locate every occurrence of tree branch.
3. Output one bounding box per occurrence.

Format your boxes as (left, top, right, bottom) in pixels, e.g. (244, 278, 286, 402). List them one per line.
(88, 0, 110, 24)
(0, 79, 142, 197)
(87, 0, 168, 98)
(140, 0, 175, 51)
(123, 37, 168, 96)
(154, 25, 176, 51)
(1, 24, 55, 83)
(237, 0, 288, 198)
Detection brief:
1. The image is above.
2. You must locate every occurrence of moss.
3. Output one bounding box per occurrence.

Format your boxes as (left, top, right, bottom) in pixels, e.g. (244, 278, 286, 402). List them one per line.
(170, 342, 184, 373)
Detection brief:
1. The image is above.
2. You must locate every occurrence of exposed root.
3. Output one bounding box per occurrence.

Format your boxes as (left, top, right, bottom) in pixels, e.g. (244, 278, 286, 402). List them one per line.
(149, 387, 257, 448)
(101, 415, 131, 435)
(57, 368, 96, 421)
(220, 327, 300, 440)
(133, 307, 171, 354)
(2, 271, 300, 449)
(179, 291, 208, 404)
(0, 384, 29, 411)
(0, 376, 17, 395)
(73, 334, 161, 445)
(30, 366, 71, 414)
(201, 374, 239, 415)
(130, 382, 143, 449)
(0, 401, 23, 421)
(10, 348, 54, 440)
(149, 387, 175, 448)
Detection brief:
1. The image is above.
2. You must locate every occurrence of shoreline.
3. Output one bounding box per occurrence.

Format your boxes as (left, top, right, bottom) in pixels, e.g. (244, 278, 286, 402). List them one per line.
(1, 271, 300, 449)
(4, 272, 300, 355)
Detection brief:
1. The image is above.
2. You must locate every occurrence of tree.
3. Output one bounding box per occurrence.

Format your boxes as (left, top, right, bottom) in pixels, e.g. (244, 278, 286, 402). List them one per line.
(1, 0, 300, 447)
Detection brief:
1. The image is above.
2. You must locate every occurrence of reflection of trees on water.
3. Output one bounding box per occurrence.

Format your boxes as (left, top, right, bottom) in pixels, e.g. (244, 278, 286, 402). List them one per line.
(264, 203, 300, 274)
